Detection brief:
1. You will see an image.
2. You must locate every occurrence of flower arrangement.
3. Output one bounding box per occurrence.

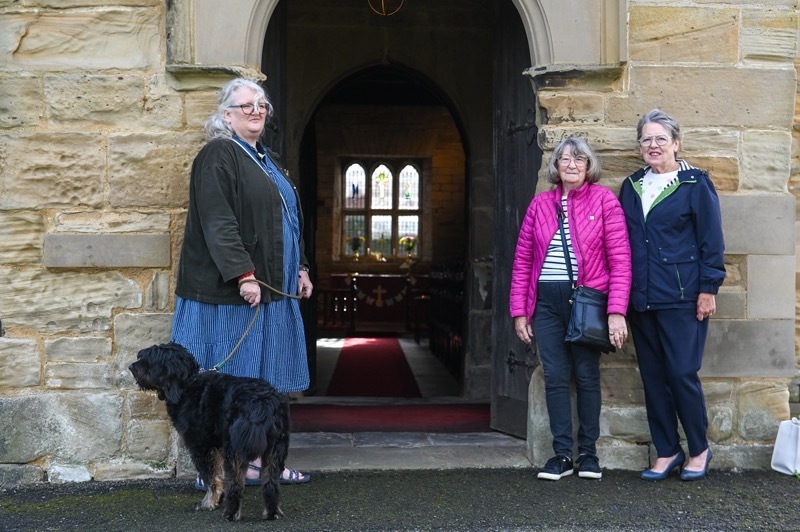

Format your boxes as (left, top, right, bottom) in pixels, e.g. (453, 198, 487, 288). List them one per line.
(399, 235, 417, 252)
(348, 236, 365, 253)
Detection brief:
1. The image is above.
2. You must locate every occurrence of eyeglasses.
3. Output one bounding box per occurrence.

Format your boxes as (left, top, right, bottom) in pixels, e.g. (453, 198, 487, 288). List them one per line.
(557, 155, 588, 167)
(639, 135, 671, 147)
(228, 102, 268, 116)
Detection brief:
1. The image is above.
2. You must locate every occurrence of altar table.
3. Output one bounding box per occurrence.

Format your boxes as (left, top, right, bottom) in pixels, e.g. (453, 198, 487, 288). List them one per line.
(329, 273, 430, 323)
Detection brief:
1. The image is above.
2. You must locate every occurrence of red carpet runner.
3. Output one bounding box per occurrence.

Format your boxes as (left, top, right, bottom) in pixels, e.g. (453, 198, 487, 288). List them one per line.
(325, 337, 422, 397)
(291, 403, 491, 433)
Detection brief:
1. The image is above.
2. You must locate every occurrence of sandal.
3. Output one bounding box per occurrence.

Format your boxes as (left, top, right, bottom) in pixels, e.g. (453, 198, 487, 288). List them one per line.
(280, 468, 311, 485)
(197, 464, 265, 489)
(243, 463, 311, 485)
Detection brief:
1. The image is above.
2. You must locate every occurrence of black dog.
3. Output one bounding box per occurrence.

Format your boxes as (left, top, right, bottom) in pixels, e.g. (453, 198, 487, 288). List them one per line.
(129, 342, 289, 521)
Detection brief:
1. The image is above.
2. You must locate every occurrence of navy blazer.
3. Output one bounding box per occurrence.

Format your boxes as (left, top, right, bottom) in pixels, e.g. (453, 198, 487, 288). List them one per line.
(619, 161, 726, 312)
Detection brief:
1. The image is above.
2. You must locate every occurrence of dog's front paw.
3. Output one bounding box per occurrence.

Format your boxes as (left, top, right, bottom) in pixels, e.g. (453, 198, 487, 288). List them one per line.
(224, 508, 242, 521)
(195, 492, 220, 512)
(194, 500, 216, 512)
(263, 507, 285, 520)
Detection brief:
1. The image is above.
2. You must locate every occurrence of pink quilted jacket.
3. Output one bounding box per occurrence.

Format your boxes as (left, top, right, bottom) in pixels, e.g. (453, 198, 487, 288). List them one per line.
(509, 182, 631, 320)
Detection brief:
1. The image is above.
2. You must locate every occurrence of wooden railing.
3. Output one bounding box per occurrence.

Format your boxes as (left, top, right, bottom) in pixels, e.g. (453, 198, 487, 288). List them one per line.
(427, 263, 464, 378)
(316, 287, 357, 332)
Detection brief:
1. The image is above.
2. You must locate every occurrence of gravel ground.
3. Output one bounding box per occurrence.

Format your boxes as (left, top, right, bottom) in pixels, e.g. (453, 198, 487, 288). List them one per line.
(1, 468, 799, 531)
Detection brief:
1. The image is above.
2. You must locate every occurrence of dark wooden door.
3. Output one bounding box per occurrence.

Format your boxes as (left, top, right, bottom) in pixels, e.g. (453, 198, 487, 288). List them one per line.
(490, 0, 541, 437)
(261, 0, 286, 163)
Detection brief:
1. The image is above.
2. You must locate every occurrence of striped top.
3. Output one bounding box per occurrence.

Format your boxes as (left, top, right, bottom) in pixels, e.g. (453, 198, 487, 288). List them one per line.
(539, 197, 578, 282)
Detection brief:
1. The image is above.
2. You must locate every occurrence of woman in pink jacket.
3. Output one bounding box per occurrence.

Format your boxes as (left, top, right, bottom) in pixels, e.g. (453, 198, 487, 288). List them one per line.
(510, 137, 631, 481)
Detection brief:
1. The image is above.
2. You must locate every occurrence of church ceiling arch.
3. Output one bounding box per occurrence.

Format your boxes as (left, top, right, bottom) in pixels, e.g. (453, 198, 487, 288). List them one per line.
(311, 62, 469, 151)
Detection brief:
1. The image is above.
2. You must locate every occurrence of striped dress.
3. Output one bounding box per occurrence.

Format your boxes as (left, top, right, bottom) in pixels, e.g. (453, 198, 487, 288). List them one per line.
(171, 140, 309, 393)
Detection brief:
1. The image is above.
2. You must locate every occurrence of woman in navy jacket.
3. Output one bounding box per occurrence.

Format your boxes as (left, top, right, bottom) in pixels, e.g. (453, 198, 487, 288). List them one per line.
(619, 109, 725, 481)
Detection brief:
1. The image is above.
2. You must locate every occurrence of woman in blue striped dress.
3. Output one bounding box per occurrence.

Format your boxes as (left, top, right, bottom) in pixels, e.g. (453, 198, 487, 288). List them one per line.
(172, 78, 312, 487)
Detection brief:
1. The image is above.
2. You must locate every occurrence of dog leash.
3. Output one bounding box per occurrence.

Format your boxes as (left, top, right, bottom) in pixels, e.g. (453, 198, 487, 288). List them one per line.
(212, 278, 303, 371)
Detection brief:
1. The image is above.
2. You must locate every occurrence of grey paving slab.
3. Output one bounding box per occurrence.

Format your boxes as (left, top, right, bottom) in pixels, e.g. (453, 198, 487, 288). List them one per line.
(289, 432, 527, 471)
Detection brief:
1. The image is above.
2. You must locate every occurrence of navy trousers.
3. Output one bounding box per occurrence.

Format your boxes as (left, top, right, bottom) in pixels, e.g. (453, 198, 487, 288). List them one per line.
(533, 281, 602, 457)
(628, 308, 710, 458)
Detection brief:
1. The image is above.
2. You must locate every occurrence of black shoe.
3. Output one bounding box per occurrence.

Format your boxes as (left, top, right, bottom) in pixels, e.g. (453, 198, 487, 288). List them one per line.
(577, 454, 602, 479)
(537, 455, 573, 480)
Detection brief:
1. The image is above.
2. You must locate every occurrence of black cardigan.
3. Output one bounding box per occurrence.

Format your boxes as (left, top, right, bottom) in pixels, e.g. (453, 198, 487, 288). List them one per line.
(175, 138, 308, 305)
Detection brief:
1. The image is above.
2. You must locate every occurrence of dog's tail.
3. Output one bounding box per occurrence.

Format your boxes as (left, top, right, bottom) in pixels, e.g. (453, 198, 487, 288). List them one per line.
(229, 393, 288, 461)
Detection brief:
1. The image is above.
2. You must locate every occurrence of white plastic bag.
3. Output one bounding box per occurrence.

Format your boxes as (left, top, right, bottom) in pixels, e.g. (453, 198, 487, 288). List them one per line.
(771, 417, 800, 476)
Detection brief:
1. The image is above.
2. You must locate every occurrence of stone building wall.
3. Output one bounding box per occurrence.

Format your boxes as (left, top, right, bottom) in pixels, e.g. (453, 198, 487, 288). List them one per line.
(789, 8, 800, 417)
(0, 0, 797, 484)
(527, 1, 798, 469)
(0, 0, 210, 483)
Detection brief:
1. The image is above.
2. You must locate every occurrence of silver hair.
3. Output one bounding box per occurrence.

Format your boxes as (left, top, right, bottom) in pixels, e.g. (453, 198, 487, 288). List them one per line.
(545, 136, 602, 185)
(636, 108, 681, 143)
(203, 78, 273, 141)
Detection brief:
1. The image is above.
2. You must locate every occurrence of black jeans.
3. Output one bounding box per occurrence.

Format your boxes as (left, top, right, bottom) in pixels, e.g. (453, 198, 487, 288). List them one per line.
(533, 281, 602, 457)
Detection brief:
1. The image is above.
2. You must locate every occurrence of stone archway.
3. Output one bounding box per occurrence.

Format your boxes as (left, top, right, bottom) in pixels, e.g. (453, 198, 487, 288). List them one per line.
(174, 0, 625, 72)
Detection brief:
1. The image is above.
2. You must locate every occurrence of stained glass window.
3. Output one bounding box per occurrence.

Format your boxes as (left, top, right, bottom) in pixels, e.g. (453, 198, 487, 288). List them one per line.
(345, 163, 366, 209)
(370, 165, 393, 210)
(341, 159, 422, 258)
(371, 215, 392, 256)
(344, 215, 365, 255)
(398, 165, 419, 210)
(398, 215, 419, 257)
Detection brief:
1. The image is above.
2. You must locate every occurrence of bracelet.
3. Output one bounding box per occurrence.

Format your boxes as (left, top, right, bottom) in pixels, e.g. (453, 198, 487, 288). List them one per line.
(298, 265, 310, 272)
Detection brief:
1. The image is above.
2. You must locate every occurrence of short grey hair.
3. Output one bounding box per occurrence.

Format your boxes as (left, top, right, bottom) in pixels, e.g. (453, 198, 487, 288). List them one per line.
(545, 136, 602, 185)
(204, 78, 273, 141)
(637, 108, 681, 144)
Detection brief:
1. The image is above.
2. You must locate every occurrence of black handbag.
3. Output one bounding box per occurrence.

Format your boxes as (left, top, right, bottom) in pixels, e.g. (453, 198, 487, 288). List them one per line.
(557, 207, 615, 353)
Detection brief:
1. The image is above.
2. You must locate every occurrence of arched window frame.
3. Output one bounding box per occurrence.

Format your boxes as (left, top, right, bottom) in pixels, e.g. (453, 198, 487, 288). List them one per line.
(341, 157, 423, 260)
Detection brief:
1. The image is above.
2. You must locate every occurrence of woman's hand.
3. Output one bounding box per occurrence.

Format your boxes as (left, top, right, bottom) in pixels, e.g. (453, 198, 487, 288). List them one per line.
(696, 292, 716, 321)
(608, 313, 627, 349)
(239, 277, 261, 308)
(514, 316, 532, 345)
(298, 271, 313, 299)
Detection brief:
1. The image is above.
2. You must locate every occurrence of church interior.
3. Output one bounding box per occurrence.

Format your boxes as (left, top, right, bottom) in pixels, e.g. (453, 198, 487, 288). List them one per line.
(263, 0, 498, 403)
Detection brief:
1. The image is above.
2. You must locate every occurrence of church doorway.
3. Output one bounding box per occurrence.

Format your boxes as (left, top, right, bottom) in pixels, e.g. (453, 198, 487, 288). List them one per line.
(257, 0, 489, 407)
(250, 0, 539, 437)
(301, 65, 468, 402)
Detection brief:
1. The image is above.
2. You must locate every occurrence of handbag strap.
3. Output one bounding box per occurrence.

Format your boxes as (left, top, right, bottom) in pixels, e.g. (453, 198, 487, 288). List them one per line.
(557, 204, 575, 289)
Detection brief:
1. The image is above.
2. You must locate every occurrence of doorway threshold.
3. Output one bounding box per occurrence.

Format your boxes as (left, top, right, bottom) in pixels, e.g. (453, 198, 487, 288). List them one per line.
(289, 431, 529, 472)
